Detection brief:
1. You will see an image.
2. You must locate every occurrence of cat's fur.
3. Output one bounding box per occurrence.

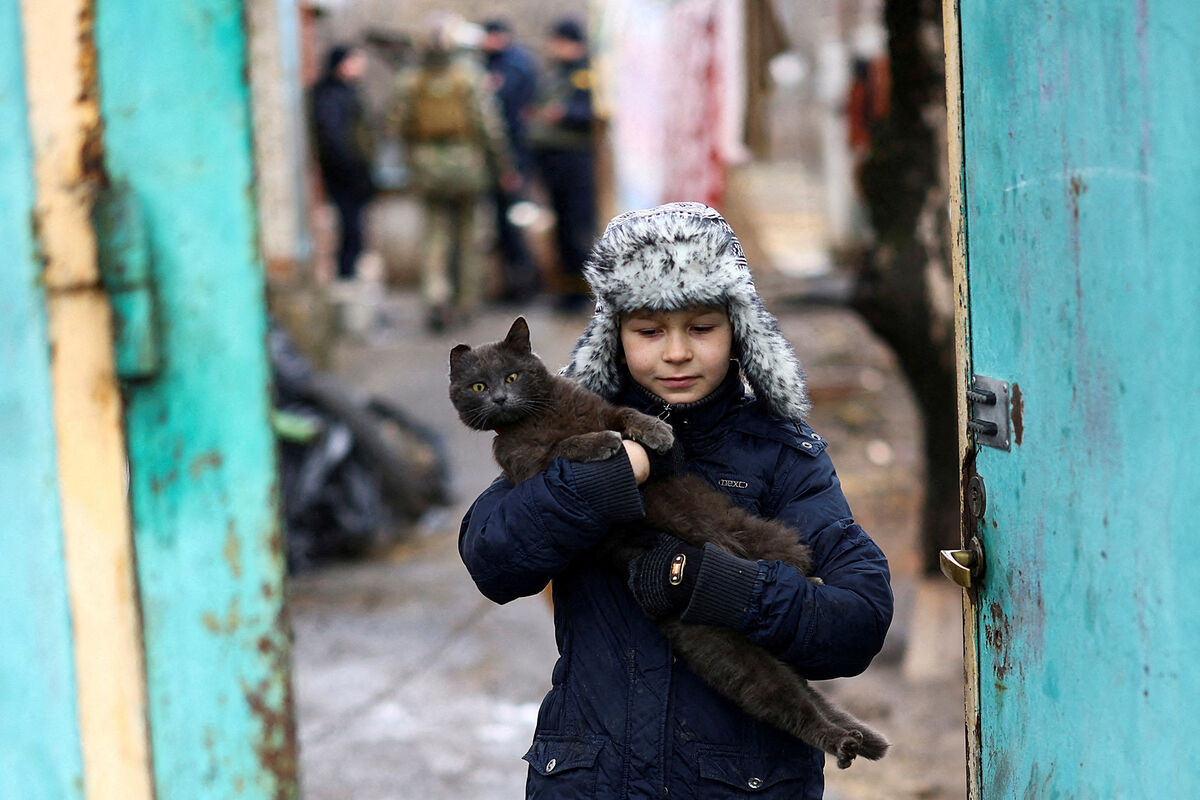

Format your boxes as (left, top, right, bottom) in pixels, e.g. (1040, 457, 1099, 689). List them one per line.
(449, 317, 888, 768)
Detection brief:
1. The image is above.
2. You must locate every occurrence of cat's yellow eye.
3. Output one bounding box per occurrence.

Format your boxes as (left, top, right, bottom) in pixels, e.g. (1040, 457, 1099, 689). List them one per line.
(505, 372, 519, 383)
(472, 382, 486, 392)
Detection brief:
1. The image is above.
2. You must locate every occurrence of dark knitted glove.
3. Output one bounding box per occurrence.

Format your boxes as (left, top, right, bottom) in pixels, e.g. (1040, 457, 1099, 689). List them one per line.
(643, 438, 685, 483)
(627, 532, 704, 618)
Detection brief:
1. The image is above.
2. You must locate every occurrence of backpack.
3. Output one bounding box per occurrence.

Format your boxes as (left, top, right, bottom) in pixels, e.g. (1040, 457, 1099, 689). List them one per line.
(405, 67, 475, 142)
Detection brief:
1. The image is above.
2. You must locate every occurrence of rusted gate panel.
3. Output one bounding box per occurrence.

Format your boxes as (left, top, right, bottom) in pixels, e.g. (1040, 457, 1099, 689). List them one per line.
(93, 1, 297, 796)
(948, 0, 1200, 795)
(3, 1, 297, 796)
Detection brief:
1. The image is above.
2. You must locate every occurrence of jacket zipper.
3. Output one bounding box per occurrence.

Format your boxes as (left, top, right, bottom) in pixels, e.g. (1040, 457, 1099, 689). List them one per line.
(661, 653, 675, 796)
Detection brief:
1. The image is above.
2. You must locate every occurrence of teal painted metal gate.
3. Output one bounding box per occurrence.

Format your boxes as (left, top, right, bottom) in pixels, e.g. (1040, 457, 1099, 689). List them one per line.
(1, 1, 296, 796)
(947, 1, 1200, 796)
(96, 2, 297, 794)
(0, 4, 85, 796)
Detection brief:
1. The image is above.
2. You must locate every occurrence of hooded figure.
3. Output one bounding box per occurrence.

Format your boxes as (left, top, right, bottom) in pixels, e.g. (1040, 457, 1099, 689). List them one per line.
(562, 201, 811, 421)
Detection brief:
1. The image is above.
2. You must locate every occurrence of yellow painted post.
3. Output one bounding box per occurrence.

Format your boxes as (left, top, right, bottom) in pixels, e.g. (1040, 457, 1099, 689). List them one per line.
(940, 2, 981, 798)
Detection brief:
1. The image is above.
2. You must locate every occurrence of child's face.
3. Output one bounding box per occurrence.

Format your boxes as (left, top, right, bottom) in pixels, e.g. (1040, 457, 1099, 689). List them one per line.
(619, 307, 733, 405)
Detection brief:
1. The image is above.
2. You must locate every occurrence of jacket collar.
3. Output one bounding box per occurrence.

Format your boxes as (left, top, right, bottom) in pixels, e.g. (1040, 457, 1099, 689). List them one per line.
(617, 362, 746, 454)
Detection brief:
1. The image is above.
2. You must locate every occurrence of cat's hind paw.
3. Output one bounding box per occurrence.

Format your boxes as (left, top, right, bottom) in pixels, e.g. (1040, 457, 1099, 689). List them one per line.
(834, 729, 863, 770)
(856, 727, 890, 761)
(833, 726, 889, 769)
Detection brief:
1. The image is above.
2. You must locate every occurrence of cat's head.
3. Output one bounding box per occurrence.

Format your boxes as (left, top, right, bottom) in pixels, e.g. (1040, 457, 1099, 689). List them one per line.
(448, 317, 553, 431)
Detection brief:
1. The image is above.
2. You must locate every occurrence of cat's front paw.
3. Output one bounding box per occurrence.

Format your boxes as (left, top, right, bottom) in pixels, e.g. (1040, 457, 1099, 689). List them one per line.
(556, 430, 624, 463)
(631, 416, 675, 453)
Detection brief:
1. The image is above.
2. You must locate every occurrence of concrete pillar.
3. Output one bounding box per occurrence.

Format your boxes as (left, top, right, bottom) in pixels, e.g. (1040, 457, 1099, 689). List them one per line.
(247, 0, 313, 279)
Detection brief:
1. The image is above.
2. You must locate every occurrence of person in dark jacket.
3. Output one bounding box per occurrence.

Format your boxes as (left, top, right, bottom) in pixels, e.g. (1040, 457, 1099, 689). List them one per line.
(459, 202, 893, 799)
(311, 44, 376, 280)
(526, 18, 597, 312)
(480, 19, 541, 303)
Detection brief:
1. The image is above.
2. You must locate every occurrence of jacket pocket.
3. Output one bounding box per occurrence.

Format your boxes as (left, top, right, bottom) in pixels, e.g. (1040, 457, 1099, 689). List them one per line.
(523, 734, 607, 799)
(695, 748, 816, 797)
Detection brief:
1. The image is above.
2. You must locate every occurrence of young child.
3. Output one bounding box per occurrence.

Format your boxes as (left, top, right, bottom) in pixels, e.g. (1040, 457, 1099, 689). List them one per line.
(459, 202, 893, 798)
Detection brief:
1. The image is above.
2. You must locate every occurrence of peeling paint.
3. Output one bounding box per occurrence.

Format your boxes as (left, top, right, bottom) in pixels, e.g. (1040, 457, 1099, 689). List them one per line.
(75, 4, 107, 187)
(28, 208, 48, 280)
(148, 469, 178, 496)
(201, 597, 242, 635)
(241, 607, 298, 798)
(188, 450, 224, 478)
(984, 602, 1012, 681)
(224, 519, 243, 578)
(1010, 383, 1024, 446)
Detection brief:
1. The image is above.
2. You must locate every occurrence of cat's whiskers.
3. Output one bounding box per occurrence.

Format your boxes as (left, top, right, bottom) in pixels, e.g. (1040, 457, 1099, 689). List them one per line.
(462, 405, 500, 430)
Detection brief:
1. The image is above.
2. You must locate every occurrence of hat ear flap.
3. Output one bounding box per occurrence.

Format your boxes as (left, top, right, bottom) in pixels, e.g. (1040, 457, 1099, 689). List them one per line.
(729, 295, 810, 420)
(561, 308, 622, 397)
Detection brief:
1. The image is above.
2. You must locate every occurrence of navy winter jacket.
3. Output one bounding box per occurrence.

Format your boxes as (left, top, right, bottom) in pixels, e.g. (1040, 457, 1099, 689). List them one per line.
(484, 44, 539, 174)
(459, 373, 893, 799)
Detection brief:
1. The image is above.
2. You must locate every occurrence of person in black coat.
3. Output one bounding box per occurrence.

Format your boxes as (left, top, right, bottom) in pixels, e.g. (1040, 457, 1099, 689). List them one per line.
(526, 18, 597, 311)
(311, 44, 375, 280)
(480, 19, 541, 303)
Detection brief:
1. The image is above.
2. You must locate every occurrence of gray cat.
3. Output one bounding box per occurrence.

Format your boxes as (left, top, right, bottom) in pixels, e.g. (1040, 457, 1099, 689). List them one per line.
(449, 317, 888, 768)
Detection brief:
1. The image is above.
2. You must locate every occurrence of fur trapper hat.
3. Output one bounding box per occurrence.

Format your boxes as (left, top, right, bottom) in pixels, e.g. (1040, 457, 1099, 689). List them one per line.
(562, 201, 810, 420)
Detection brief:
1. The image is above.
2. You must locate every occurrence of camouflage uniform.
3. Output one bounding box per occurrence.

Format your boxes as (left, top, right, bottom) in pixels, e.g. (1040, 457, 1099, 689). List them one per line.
(392, 52, 514, 328)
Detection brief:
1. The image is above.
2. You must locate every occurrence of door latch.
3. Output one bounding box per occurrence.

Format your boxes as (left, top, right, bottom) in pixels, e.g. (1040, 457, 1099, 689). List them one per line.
(940, 535, 985, 590)
(967, 375, 1010, 450)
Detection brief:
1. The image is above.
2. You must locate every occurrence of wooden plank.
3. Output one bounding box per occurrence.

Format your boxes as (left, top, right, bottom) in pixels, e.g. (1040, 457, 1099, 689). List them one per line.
(93, 1, 297, 796)
(960, 0, 1200, 794)
(18, 1, 156, 798)
(0, 6, 86, 796)
(939, 2, 981, 798)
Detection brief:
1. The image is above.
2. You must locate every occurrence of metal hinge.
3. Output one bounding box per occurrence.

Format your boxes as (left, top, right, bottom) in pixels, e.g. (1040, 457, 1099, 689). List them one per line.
(967, 375, 1010, 450)
(94, 181, 162, 381)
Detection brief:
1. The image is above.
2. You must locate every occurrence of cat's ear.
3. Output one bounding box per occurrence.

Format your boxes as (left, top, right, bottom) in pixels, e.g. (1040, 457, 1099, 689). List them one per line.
(503, 316, 531, 354)
(449, 344, 471, 373)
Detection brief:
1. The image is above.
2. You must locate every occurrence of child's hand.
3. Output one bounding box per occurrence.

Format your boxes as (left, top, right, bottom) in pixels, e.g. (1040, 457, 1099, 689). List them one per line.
(622, 440, 650, 484)
(627, 533, 705, 618)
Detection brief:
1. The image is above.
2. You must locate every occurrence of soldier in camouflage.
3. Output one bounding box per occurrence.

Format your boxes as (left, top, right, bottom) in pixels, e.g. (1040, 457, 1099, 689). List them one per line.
(391, 15, 517, 332)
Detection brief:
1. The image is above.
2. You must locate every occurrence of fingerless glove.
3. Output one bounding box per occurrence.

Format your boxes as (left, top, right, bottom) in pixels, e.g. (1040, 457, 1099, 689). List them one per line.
(628, 533, 762, 627)
(627, 532, 703, 618)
